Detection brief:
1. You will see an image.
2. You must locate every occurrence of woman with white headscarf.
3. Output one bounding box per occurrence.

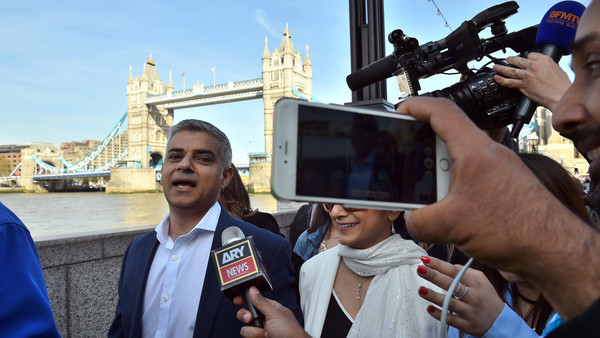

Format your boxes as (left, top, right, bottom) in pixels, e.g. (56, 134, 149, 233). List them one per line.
(299, 204, 440, 338)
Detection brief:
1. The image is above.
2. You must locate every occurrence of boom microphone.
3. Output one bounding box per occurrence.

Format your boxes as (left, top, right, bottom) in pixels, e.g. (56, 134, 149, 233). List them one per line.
(510, 0, 586, 137)
(211, 226, 272, 328)
(346, 54, 396, 91)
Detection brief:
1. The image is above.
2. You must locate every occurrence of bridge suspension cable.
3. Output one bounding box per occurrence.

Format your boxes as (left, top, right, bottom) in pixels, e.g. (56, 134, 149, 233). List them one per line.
(32, 155, 62, 173)
(291, 85, 320, 103)
(9, 163, 21, 176)
(32, 113, 128, 175)
(95, 147, 128, 171)
(59, 113, 127, 172)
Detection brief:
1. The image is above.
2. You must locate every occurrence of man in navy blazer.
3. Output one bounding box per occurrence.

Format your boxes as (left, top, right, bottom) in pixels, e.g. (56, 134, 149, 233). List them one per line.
(108, 119, 301, 337)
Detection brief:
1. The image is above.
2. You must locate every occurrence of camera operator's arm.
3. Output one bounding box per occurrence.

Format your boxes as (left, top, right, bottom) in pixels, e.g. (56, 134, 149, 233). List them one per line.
(234, 286, 309, 338)
(397, 97, 600, 320)
(493, 53, 571, 112)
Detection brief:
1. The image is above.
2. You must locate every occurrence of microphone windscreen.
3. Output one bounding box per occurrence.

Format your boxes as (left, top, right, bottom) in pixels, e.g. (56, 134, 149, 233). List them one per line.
(536, 1, 586, 54)
(222, 226, 245, 246)
(346, 54, 396, 91)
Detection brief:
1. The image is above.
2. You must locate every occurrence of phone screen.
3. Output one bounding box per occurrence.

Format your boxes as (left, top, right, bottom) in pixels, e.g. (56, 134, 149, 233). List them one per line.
(296, 104, 438, 204)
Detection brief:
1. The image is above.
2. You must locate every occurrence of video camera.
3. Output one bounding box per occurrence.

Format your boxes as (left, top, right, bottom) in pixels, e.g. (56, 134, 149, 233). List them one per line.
(346, 1, 538, 132)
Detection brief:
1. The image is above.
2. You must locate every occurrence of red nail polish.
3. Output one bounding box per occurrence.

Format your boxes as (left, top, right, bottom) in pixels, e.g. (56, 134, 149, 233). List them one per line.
(418, 286, 428, 295)
(421, 256, 431, 264)
(427, 305, 435, 313)
(417, 265, 427, 274)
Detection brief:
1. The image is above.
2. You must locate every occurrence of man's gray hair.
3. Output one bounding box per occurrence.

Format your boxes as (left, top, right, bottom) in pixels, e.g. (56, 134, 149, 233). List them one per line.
(166, 119, 232, 169)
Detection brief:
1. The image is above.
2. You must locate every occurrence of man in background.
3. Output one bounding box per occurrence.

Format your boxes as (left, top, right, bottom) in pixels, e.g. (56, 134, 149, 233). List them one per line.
(0, 202, 61, 337)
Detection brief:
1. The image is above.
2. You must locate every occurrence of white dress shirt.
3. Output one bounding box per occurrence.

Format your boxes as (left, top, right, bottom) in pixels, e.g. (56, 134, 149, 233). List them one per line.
(142, 202, 221, 338)
(347, 149, 376, 199)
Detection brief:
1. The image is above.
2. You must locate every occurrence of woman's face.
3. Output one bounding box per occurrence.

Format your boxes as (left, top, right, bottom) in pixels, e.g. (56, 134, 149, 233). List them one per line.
(329, 205, 400, 249)
(326, 211, 339, 231)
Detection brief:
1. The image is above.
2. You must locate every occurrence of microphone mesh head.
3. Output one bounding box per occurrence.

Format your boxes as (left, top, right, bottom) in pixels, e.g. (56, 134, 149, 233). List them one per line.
(221, 226, 245, 246)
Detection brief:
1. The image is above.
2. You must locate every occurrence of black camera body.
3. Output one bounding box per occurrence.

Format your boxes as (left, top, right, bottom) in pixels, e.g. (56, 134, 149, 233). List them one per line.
(420, 69, 520, 129)
(346, 1, 539, 131)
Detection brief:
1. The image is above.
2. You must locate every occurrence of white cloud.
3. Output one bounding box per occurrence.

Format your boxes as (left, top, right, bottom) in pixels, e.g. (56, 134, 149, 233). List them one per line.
(255, 9, 280, 38)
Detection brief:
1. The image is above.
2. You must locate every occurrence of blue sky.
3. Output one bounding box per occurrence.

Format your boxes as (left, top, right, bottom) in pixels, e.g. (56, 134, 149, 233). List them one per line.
(0, 0, 587, 164)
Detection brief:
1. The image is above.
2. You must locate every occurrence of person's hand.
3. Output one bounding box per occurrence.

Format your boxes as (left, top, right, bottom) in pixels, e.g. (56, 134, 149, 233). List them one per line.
(233, 287, 309, 338)
(397, 97, 550, 268)
(483, 126, 508, 143)
(397, 96, 600, 319)
(416, 256, 504, 336)
(493, 53, 571, 112)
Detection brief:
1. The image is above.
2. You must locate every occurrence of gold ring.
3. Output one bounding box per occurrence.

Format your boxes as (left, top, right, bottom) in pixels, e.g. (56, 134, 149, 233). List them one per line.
(515, 69, 520, 78)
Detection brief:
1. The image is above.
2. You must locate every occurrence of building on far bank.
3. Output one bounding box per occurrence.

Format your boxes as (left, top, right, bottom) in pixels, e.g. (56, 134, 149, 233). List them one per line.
(60, 140, 100, 164)
(0, 144, 28, 176)
(521, 107, 589, 180)
(60, 131, 128, 170)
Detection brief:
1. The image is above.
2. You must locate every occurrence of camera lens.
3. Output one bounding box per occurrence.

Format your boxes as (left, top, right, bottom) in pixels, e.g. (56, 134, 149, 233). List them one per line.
(420, 70, 521, 129)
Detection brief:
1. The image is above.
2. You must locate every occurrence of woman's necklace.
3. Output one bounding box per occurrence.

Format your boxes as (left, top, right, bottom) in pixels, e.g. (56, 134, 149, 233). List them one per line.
(353, 275, 373, 301)
(319, 233, 339, 252)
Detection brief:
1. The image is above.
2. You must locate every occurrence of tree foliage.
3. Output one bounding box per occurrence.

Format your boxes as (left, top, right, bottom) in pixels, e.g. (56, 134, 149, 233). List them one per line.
(0, 158, 11, 176)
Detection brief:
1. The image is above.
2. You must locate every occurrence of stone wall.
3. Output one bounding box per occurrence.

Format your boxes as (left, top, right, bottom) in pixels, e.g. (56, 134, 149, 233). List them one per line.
(106, 168, 161, 193)
(37, 210, 297, 337)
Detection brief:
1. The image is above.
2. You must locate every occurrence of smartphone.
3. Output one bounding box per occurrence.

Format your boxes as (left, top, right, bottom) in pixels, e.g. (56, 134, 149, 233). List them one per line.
(271, 98, 451, 211)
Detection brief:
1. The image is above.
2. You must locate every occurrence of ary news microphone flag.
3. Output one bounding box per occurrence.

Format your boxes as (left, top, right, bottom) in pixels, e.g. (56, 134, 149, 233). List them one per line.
(211, 226, 272, 328)
(510, 0, 586, 137)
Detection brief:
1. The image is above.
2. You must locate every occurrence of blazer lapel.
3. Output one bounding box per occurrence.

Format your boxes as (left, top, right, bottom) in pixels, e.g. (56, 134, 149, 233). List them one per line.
(193, 210, 229, 337)
(131, 232, 160, 337)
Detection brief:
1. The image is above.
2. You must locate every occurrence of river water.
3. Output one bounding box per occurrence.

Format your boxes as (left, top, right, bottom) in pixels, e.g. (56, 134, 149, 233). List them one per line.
(0, 192, 301, 241)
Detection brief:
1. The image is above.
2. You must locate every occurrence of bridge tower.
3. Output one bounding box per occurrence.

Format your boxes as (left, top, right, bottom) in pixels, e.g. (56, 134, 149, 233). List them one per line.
(262, 24, 312, 157)
(126, 54, 174, 169)
(20, 143, 62, 192)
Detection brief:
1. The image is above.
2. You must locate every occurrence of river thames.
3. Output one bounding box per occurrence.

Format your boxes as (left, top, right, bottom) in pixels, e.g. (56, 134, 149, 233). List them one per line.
(0, 192, 301, 241)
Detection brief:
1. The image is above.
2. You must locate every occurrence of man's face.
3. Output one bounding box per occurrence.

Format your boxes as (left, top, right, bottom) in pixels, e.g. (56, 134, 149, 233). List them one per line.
(161, 130, 232, 213)
(350, 117, 378, 158)
(553, 0, 600, 206)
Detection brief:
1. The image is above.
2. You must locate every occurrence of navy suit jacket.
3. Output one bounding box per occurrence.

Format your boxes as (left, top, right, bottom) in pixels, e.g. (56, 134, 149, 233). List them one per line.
(108, 208, 302, 337)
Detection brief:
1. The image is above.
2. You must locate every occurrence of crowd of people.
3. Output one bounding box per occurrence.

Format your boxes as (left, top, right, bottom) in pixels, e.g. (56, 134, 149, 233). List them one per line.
(3, 1, 600, 337)
(236, 1, 600, 337)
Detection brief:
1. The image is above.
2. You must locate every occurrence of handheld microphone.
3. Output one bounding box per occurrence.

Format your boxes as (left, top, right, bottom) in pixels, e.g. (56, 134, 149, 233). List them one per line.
(510, 0, 585, 138)
(211, 226, 272, 328)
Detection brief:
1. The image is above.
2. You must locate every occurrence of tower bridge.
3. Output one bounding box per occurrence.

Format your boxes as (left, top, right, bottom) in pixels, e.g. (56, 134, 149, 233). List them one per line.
(144, 78, 264, 108)
(23, 25, 313, 193)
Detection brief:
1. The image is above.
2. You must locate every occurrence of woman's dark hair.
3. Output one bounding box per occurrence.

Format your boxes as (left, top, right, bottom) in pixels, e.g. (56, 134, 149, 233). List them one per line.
(520, 153, 591, 225)
(218, 164, 257, 221)
(476, 153, 592, 334)
(307, 204, 330, 234)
